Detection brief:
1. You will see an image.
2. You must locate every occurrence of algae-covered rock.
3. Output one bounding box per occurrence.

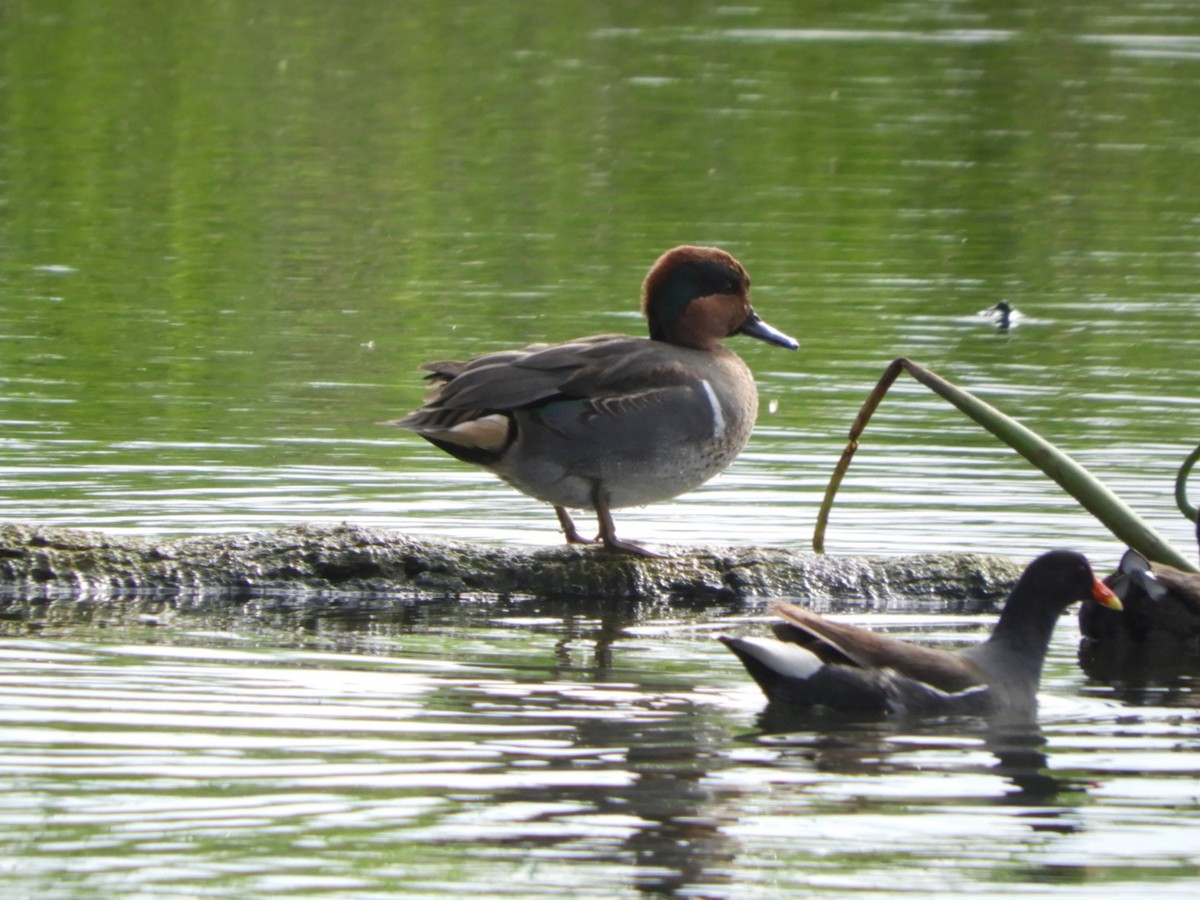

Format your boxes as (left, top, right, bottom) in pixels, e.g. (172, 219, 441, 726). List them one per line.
(0, 522, 1023, 607)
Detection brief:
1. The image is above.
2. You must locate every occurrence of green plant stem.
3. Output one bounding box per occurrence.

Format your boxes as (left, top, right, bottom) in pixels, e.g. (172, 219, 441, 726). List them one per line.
(814, 358, 1197, 572)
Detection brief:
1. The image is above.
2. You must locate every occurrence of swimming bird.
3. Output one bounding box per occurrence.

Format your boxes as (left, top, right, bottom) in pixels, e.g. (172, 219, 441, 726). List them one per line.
(1079, 549, 1200, 644)
(721, 550, 1122, 718)
(389, 246, 798, 556)
(978, 300, 1021, 331)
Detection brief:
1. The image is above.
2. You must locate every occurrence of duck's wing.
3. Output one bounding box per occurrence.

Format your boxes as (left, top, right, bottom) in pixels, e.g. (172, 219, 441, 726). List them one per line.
(392, 335, 700, 431)
(771, 601, 984, 692)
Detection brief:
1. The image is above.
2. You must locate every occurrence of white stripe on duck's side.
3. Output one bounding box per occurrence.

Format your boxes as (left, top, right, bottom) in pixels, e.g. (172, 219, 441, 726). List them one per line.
(698, 379, 726, 439)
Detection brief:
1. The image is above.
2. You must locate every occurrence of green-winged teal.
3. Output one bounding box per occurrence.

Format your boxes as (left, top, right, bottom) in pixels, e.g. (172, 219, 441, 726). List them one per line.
(390, 245, 798, 556)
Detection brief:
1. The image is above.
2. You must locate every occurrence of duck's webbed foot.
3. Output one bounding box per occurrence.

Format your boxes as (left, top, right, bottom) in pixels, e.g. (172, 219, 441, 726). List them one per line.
(555, 506, 595, 545)
(594, 498, 668, 559)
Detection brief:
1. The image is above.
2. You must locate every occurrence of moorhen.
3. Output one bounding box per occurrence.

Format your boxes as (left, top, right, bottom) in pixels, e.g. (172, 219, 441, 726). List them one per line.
(722, 549, 1121, 718)
(1080, 549, 1200, 644)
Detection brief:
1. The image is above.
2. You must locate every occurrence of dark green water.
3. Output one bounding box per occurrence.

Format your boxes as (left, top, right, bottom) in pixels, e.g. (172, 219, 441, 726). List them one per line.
(4, 0, 1198, 557)
(2, 1, 1199, 896)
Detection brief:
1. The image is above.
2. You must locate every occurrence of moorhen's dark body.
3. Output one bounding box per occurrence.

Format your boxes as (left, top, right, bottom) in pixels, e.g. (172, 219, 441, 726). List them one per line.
(722, 550, 1121, 718)
(1080, 549, 1200, 644)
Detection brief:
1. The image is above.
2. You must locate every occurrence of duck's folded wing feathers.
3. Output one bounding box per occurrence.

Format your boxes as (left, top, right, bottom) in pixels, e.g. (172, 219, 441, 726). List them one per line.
(398, 336, 701, 430)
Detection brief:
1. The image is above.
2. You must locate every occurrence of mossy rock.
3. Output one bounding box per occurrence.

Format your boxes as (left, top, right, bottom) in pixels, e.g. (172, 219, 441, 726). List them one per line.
(0, 522, 1022, 608)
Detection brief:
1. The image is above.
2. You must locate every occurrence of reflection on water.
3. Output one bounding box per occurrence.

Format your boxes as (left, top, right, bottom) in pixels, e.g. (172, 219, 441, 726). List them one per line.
(0, 598, 1197, 898)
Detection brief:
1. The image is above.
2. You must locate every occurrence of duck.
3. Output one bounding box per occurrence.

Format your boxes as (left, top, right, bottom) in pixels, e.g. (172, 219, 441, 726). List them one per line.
(389, 246, 798, 557)
(1079, 548, 1200, 644)
(721, 550, 1122, 718)
(978, 300, 1021, 332)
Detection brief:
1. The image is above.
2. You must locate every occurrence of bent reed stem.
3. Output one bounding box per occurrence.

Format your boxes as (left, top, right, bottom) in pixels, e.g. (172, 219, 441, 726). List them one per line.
(813, 357, 1197, 572)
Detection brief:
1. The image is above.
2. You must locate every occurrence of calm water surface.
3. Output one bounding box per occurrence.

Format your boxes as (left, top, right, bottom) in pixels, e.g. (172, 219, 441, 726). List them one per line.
(1, 600, 1198, 898)
(2, 0, 1200, 896)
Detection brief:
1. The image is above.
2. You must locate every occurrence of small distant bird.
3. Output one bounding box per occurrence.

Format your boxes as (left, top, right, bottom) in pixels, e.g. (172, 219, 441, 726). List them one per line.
(979, 300, 1020, 332)
(389, 246, 798, 556)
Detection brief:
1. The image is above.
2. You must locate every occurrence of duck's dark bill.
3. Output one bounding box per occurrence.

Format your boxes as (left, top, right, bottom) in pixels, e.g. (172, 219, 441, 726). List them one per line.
(739, 310, 799, 350)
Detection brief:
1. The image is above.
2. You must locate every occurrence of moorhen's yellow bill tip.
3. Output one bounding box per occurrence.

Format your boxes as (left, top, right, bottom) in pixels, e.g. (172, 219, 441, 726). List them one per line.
(1092, 576, 1122, 610)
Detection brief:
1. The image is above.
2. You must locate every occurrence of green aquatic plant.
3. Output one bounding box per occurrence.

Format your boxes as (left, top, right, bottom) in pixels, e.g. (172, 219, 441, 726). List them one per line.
(1176, 443, 1200, 557)
(1175, 443, 1199, 525)
(813, 357, 1198, 573)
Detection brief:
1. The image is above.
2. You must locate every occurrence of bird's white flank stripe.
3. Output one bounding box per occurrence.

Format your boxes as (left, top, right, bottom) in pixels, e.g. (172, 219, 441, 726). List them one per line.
(699, 379, 726, 439)
(737, 637, 823, 679)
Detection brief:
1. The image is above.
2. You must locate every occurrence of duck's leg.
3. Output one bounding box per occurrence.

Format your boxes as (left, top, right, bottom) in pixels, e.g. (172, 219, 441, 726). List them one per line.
(555, 506, 594, 545)
(593, 493, 666, 559)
